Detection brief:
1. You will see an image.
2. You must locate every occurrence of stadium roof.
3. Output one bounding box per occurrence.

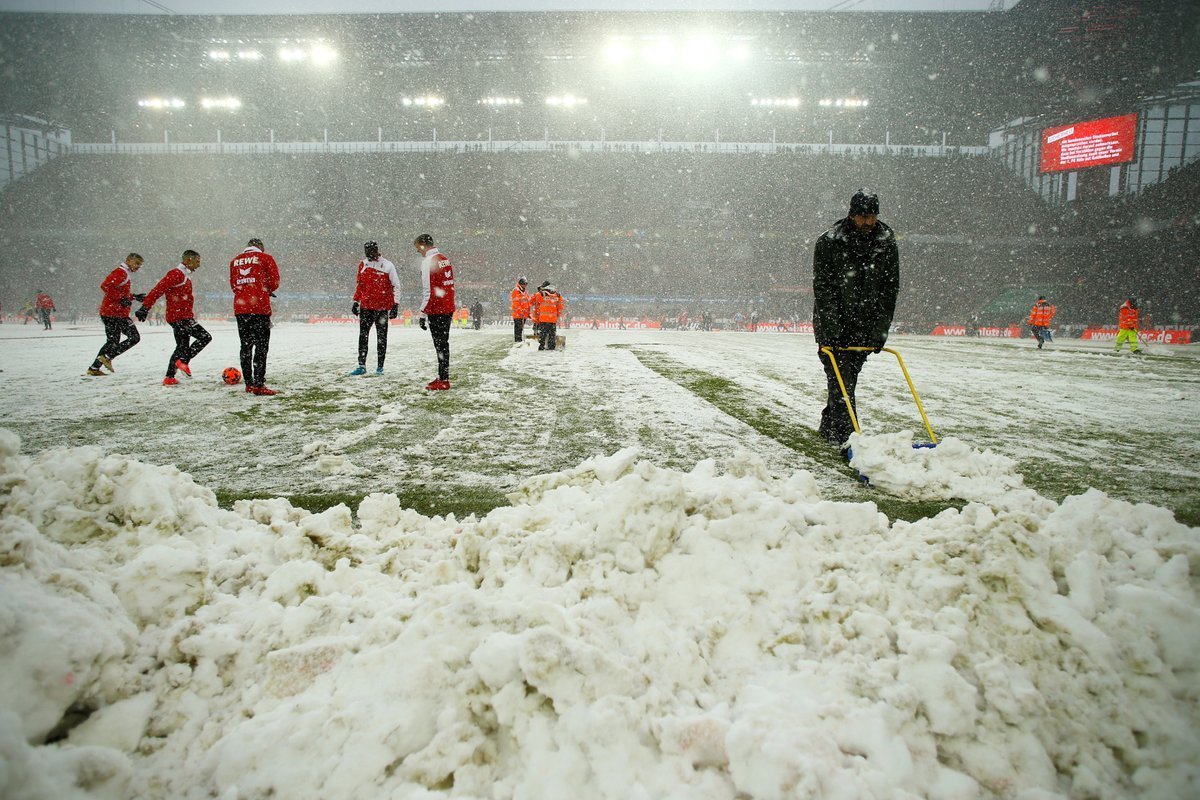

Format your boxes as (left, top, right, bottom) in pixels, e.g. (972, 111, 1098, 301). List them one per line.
(0, 0, 1017, 13)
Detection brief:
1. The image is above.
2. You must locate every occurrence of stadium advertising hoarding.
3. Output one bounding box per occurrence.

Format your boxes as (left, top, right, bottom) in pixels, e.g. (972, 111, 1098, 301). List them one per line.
(1039, 113, 1138, 173)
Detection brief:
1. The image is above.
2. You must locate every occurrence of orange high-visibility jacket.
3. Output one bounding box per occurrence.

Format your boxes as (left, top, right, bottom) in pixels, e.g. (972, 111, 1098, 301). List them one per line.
(510, 284, 531, 319)
(1027, 300, 1056, 327)
(530, 290, 565, 324)
(1118, 301, 1139, 330)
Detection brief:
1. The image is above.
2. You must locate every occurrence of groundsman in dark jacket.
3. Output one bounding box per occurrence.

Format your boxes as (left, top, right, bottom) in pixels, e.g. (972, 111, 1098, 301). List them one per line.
(812, 190, 900, 446)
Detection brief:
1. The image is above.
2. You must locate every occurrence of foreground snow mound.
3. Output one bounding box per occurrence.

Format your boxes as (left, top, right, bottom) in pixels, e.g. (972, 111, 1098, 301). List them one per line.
(2, 430, 1199, 800)
(848, 432, 1025, 502)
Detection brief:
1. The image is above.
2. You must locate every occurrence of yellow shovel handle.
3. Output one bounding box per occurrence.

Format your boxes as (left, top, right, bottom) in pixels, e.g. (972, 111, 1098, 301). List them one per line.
(819, 346, 938, 444)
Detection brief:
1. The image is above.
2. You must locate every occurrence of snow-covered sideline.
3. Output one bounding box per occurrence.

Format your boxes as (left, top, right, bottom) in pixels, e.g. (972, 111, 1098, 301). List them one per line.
(1, 428, 1198, 799)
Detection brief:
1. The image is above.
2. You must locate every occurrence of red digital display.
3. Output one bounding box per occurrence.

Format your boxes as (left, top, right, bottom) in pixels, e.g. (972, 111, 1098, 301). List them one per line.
(1040, 113, 1138, 173)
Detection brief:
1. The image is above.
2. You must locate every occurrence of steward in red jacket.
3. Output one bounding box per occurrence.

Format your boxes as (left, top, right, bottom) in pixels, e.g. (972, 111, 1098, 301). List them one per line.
(509, 276, 530, 343)
(530, 285, 565, 351)
(229, 238, 281, 395)
(87, 253, 145, 376)
(1026, 295, 1056, 349)
(348, 241, 401, 375)
(415, 234, 456, 389)
(138, 250, 211, 385)
(34, 291, 55, 330)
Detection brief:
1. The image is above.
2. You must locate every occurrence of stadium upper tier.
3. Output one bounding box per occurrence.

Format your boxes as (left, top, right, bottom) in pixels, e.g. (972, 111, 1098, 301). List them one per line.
(1, 150, 1195, 328)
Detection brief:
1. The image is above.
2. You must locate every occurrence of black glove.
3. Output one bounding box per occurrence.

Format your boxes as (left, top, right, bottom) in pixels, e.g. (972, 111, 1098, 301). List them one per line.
(418, 316, 427, 330)
(132, 293, 146, 302)
(119, 297, 133, 307)
(135, 307, 148, 322)
(351, 302, 360, 317)
(269, 292, 277, 298)
(872, 343, 884, 354)
(389, 304, 398, 319)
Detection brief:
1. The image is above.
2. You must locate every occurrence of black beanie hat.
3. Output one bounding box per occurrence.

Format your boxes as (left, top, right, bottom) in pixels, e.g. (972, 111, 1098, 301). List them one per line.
(849, 190, 880, 216)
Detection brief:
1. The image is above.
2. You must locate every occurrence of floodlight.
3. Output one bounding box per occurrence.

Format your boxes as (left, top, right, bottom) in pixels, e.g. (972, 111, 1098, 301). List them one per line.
(401, 96, 445, 108)
(603, 40, 632, 65)
(479, 96, 522, 106)
(138, 98, 186, 109)
(681, 37, 717, 69)
(237, 50, 262, 60)
(310, 44, 337, 66)
(208, 50, 231, 61)
(546, 94, 587, 108)
(201, 97, 242, 110)
(751, 97, 801, 108)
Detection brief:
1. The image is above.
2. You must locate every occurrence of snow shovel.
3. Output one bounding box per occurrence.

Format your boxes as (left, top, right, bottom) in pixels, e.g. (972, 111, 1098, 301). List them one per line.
(820, 346, 939, 447)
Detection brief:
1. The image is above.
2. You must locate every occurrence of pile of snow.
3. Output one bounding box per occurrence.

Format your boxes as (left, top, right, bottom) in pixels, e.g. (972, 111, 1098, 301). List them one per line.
(847, 432, 1025, 502)
(2, 428, 1199, 799)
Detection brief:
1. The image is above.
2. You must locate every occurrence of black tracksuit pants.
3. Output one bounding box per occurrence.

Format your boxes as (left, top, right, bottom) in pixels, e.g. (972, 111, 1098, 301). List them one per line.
(167, 318, 212, 377)
(512, 317, 525, 342)
(538, 322, 558, 350)
(358, 309, 389, 369)
(236, 314, 272, 387)
(428, 314, 451, 381)
(819, 348, 870, 446)
(92, 316, 141, 369)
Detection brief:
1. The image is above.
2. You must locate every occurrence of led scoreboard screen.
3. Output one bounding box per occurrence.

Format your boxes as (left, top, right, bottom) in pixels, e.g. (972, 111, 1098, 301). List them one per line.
(1039, 113, 1138, 173)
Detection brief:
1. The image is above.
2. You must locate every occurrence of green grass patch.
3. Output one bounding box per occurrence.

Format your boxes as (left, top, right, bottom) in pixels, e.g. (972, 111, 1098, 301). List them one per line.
(215, 485, 509, 518)
(624, 347, 965, 523)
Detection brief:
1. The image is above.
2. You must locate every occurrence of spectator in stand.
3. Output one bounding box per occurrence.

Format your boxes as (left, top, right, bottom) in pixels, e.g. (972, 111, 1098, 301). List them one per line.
(86, 253, 145, 376)
(511, 277, 530, 343)
(1027, 295, 1056, 349)
(230, 237, 281, 395)
(414, 233, 456, 390)
(530, 283, 566, 350)
(136, 249, 211, 386)
(1115, 297, 1142, 354)
(812, 190, 900, 448)
(34, 290, 55, 330)
(348, 240, 400, 376)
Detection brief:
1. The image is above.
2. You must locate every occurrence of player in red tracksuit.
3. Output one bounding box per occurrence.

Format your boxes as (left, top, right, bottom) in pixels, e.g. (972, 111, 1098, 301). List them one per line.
(229, 237, 281, 395)
(349, 240, 401, 375)
(87, 253, 145, 376)
(414, 233, 456, 390)
(136, 249, 211, 386)
(35, 291, 56, 330)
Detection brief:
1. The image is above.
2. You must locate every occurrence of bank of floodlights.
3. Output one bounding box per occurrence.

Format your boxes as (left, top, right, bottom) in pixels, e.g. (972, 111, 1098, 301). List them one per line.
(752, 97, 802, 108)
(603, 35, 752, 70)
(545, 94, 587, 108)
(401, 96, 445, 108)
(479, 96, 523, 106)
(278, 42, 337, 65)
(138, 98, 186, 110)
(208, 50, 231, 61)
(200, 97, 242, 110)
(819, 98, 870, 108)
(237, 50, 263, 61)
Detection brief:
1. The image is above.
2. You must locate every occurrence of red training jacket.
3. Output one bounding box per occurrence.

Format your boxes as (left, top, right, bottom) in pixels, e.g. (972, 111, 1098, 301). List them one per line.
(420, 247, 456, 316)
(353, 257, 400, 311)
(35, 293, 55, 311)
(142, 265, 196, 323)
(229, 246, 280, 316)
(98, 264, 135, 318)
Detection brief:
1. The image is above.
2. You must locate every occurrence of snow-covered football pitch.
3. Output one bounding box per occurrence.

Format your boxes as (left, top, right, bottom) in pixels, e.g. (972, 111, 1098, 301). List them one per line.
(1, 320, 1197, 525)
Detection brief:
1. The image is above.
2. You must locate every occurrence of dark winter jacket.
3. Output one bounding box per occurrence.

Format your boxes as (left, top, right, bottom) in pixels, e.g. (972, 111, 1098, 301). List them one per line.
(812, 218, 900, 348)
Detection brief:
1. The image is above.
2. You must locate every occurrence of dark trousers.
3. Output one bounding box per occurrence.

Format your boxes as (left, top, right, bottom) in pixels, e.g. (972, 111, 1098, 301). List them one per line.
(819, 349, 870, 445)
(236, 314, 272, 387)
(538, 322, 558, 350)
(40, 309, 52, 329)
(358, 309, 389, 369)
(512, 317, 525, 342)
(92, 316, 140, 369)
(167, 318, 211, 377)
(1031, 325, 1049, 348)
(428, 313, 451, 381)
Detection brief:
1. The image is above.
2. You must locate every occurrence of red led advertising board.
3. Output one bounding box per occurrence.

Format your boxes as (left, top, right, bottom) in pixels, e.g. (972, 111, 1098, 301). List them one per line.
(1040, 113, 1138, 173)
